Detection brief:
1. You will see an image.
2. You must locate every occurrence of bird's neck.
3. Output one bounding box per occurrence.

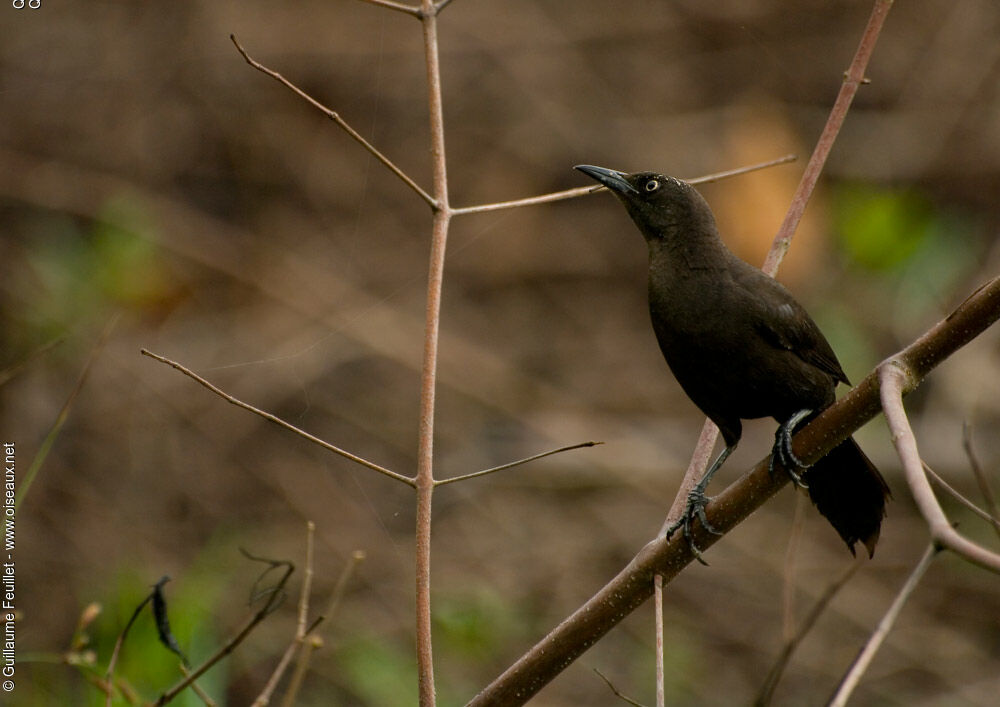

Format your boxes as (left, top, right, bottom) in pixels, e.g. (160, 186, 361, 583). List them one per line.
(649, 222, 732, 273)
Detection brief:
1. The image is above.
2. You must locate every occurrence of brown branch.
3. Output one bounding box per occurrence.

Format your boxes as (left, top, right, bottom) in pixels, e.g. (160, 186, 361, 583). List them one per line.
(156, 558, 294, 705)
(828, 544, 938, 707)
(879, 362, 1000, 573)
(414, 2, 451, 703)
(451, 154, 797, 216)
(755, 558, 862, 706)
(593, 668, 649, 707)
(356, 0, 422, 17)
(761, 0, 894, 276)
(435, 441, 602, 486)
(962, 423, 1000, 541)
(467, 274, 1000, 706)
(252, 522, 316, 707)
(923, 462, 1000, 531)
(141, 349, 414, 487)
(229, 34, 437, 209)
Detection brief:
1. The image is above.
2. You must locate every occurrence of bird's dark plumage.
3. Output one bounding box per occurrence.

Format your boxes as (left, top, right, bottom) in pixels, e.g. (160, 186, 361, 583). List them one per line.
(576, 165, 889, 557)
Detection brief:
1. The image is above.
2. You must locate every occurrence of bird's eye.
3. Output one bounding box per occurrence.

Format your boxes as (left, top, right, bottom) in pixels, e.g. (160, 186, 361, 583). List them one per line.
(644, 179, 660, 192)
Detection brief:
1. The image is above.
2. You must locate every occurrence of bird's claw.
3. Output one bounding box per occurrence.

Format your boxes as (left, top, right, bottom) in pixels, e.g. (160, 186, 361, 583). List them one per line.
(770, 408, 812, 489)
(666, 483, 722, 564)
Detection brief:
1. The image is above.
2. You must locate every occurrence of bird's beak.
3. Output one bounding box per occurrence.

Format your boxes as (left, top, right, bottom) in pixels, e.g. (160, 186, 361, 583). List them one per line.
(574, 164, 639, 195)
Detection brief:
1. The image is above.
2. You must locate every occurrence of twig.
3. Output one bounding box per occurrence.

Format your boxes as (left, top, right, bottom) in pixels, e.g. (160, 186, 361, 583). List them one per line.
(17, 315, 117, 513)
(0, 333, 64, 387)
(178, 665, 216, 706)
(761, 0, 894, 276)
(105, 581, 157, 707)
(686, 154, 798, 185)
(879, 362, 1000, 573)
(923, 462, 1000, 530)
(962, 422, 1000, 541)
(141, 349, 413, 486)
(451, 154, 797, 216)
(781, 493, 808, 643)
(755, 558, 862, 706)
(827, 544, 937, 707)
(156, 556, 295, 705)
(654, 576, 665, 707)
(252, 522, 316, 707)
(435, 441, 602, 486)
(356, 0, 421, 17)
(593, 668, 649, 707)
(434, 0, 457, 12)
(229, 34, 436, 209)
(468, 274, 1000, 706)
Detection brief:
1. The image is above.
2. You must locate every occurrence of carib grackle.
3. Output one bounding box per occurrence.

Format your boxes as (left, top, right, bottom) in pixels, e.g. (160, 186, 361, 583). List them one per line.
(575, 165, 890, 558)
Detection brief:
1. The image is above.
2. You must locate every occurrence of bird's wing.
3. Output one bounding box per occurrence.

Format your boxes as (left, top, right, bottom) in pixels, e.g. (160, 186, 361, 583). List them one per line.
(732, 264, 850, 385)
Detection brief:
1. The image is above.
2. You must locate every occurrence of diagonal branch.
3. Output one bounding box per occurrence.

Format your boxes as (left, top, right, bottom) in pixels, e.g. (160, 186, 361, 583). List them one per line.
(141, 349, 414, 487)
(435, 441, 602, 486)
(468, 274, 1000, 706)
(451, 154, 797, 216)
(962, 423, 1000, 541)
(230, 34, 437, 209)
(761, 0, 894, 276)
(879, 362, 1000, 573)
(923, 462, 1000, 531)
(828, 544, 938, 707)
(356, 0, 422, 17)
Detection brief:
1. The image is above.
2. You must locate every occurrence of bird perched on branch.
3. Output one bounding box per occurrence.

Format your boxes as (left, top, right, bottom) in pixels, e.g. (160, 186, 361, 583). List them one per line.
(575, 164, 889, 558)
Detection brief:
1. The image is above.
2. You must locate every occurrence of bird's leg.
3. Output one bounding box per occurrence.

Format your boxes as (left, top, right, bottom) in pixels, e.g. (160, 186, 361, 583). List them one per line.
(666, 443, 735, 563)
(770, 408, 812, 489)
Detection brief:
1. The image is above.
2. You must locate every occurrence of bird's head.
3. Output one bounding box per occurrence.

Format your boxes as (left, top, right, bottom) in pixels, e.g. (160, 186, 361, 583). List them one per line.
(574, 165, 717, 244)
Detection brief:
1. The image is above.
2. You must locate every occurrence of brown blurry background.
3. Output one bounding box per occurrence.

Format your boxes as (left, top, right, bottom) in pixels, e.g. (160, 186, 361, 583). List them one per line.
(3, 1, 1000, 705)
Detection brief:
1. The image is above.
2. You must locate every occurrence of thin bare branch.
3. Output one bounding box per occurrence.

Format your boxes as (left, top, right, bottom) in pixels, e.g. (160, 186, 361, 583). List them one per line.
(156, 559, 295, 705)
(283, 550, 367, 707)
(253, 522, 316, 707)
(879, 361, 1000, 573)
(141, 349, 414, 487)
(828, 544, 937, 707)
(962, 422, 1000, 541)
(781, 493, 808, 643)
(434, 0, 457, 12)
(762, 0, 894, 276)
(17, 315, 117, 513)
(356, 0, 422, 17)
(0, 333, 64, 387)
(593, 668, 649, 707)
(229, 34, 436, 209)
(755, 558, 862, 706)
(435, 441, 602, 486)
(923, 462, 1000, 531)
(685, 154, 798, 185)
(453, 185, 601, 215)
(452, 155, 797, 216)
(652, 577, 664, 707)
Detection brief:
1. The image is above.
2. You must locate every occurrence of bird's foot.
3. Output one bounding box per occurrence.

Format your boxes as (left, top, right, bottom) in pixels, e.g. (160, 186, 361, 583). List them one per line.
(665, 480, 723, 565)
(770, 408, 812, 489)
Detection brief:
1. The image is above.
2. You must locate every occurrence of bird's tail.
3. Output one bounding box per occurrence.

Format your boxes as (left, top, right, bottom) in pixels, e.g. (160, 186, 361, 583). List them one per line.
(803, 437, 891, 558)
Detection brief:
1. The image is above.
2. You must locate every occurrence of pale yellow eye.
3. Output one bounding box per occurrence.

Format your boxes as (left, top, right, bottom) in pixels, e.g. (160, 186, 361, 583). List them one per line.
(644, 179, 660, 192)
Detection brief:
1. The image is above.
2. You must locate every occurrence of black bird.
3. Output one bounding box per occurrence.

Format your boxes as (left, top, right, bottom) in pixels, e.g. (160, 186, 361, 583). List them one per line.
(575, 165, 889, 558)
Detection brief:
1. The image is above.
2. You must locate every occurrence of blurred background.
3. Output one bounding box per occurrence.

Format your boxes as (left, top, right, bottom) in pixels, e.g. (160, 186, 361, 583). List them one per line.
(3, 1, 1000, 704)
